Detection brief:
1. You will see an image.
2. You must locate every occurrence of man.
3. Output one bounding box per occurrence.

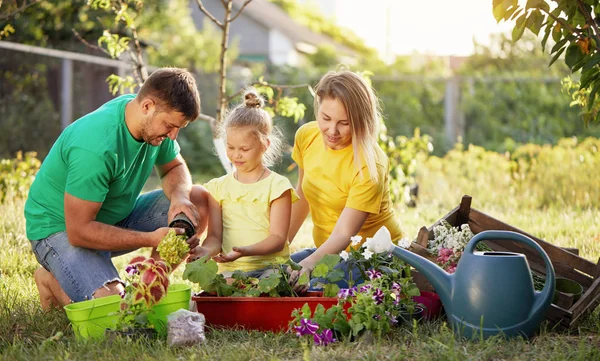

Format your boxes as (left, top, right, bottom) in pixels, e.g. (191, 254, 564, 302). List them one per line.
(25, 67, 209, 309)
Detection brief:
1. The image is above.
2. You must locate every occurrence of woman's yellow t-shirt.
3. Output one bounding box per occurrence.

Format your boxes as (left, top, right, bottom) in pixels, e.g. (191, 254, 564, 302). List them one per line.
(291, 121, 403, 248)
(204, 172, 298, 272)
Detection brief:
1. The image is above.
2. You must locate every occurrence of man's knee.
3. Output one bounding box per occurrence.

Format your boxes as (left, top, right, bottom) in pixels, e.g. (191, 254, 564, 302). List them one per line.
(92, 280, 124, 299)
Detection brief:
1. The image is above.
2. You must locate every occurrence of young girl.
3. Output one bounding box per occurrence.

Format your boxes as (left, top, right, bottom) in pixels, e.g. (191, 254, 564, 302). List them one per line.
(189, 89, 298, 277)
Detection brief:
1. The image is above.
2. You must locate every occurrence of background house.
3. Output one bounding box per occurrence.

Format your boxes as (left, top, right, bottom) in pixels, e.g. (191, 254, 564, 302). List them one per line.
(189, 0, 356, 66)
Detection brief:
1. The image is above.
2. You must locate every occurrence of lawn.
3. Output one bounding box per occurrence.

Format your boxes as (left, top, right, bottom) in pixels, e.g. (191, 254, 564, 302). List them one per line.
(2, 192, 600, 361)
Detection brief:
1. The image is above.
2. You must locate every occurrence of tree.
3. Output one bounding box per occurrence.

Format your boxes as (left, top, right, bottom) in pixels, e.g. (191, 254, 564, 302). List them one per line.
(494, 0, 600, 124)
(0, 0, 40, 39)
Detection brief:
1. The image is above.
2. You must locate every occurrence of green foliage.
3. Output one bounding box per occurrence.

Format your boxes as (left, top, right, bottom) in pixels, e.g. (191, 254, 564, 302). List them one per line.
(106, 74, 137, 95)
(97, 30, 130, 58)
(0, 24, 15, 39)
(379, 126, 433, 205)
(183, 257, 299, 297)
(418, 137, 600, 210)
(137, 0, 232, 73)
(156, 229, 189, 266)
(0, 151, 41, 204)
(494, 0, 600, 124)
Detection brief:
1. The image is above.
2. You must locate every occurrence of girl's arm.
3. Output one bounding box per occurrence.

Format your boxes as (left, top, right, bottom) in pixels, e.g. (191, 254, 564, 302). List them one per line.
(288, 167, 310, 243)
(189, 194, 223, 262)
(214, 190, 292, 262)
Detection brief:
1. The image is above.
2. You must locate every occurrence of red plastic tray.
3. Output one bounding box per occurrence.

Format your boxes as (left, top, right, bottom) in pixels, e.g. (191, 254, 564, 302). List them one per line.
(192, 292, 339, 332)
(413, 291, 443, 319)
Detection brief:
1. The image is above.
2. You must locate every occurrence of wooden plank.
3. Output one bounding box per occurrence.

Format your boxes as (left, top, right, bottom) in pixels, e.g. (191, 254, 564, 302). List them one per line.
(468, 209, 598, 277)
(569, 276, 600, 317)
(456, 195, 472, 225)
(545, 304, 573, 329)
(568, 288, 600, 329)
(416, 226, 429, 248)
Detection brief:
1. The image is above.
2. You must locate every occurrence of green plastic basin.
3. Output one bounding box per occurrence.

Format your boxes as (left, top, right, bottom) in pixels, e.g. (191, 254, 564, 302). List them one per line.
(64, 283, 191, 340)
(63, 295, 121, 340)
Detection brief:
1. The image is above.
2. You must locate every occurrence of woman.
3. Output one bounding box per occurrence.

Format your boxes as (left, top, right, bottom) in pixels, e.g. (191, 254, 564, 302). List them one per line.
(288, 69, 404, 290)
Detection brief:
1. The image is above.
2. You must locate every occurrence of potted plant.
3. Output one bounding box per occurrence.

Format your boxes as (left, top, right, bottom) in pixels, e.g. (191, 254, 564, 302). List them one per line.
(105, 255, 170, 340)
(106, 229, 192, 339)
(183, 257, 341, 332)
(290, 227, 427, 345)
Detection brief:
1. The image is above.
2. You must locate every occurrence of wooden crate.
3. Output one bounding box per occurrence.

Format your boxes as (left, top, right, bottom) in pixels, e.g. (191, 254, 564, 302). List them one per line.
(409, 195, 600, 330)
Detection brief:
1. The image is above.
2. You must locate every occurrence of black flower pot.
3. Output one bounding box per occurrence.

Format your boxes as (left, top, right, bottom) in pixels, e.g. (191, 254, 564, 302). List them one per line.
(398, 305, 425, 326)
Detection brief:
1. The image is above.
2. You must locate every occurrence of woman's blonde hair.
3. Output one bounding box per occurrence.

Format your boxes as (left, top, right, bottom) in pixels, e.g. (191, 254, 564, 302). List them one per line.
(221, 87, 284, 167)
(314, 70, 380, 183)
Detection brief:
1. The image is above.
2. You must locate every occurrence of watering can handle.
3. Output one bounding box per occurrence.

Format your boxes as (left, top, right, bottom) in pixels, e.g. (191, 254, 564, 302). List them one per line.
(464, 230, 556, 314)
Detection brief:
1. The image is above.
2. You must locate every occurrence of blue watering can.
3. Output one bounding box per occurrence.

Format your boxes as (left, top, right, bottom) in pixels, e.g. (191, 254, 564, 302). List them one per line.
(392, 230, 555, 339)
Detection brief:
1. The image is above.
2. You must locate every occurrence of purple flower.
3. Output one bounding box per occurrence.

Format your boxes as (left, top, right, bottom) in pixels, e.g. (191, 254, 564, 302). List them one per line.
(313, 329, 336, 346)
(366, 269, 382, 280)
(372, 288, 384, 304)
(391, 282, 402, 295)
(125, 265, 138, 276)
(386, 311, 399, 325)
(294, 318, 319, 336)
(359, 284, 372, 293)
(119, 290, 126, 299)
(337, 286, 357, 299)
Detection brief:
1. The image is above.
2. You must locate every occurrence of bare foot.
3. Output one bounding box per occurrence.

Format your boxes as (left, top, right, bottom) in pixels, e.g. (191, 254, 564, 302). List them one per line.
(34, 267, 70, 310)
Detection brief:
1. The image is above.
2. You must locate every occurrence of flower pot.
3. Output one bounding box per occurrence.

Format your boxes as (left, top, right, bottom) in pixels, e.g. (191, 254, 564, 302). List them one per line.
(105, 327, 157, 342)
(64, 283, 191, 340)
(64, 295, 121, 340)
(147, 283, 192, 337)
(553, 277, 584, 309)
(412, 291, 443, 320)
(398, 305, 425, 326)
(192, 291, 339, 332)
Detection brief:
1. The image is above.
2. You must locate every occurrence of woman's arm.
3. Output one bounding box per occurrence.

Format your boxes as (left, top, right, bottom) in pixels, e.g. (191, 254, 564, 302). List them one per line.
(288, 167, 310, 243)
(289, 207, 369, 290)
(300, 207, 369, 269)
(214, 190, 292, 262)
(189, 194, 222, 261)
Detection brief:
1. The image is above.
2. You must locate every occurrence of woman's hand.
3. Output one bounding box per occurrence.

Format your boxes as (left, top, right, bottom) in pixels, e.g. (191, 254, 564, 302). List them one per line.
(288, 258, 316, 293)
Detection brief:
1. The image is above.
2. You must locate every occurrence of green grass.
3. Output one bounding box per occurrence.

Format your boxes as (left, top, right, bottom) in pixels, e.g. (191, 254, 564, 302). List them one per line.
(2, 193, 600, 360)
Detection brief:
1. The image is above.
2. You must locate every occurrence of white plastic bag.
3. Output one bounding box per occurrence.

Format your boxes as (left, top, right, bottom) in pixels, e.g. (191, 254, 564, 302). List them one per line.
(167, 309, 206, 347)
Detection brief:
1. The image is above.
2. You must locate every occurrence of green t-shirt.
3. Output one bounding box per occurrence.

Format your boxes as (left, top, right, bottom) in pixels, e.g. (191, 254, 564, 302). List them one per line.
(25, 94, 180, 241)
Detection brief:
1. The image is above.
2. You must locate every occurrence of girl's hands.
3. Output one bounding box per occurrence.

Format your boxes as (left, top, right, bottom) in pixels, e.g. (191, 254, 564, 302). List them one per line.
(188, 246, 210, 263)
(213, 246, 247, 263)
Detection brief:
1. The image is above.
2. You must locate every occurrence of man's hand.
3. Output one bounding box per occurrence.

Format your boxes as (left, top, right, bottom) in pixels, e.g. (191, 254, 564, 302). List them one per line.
(168, 196, 200, 230)
(151, 227, 186, 248)
(213, 246, 248, 263)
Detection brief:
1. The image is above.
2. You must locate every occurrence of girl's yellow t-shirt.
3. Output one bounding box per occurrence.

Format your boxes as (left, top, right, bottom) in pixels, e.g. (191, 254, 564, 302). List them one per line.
(204, 172, 298, 272)
(292, 121, 403, 248)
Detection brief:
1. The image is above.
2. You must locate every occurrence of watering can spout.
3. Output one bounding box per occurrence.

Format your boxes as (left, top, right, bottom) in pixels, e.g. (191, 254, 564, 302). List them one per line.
(391, 245, 453, 308)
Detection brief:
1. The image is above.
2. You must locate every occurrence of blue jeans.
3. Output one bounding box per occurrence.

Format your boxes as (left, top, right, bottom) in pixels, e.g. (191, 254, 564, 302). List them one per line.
(291, 248, 364, 290)
(30, 190, 170, 302)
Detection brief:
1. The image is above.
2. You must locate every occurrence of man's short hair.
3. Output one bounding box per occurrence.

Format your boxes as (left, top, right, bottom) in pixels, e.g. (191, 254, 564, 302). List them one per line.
(137, 67, 201, 121)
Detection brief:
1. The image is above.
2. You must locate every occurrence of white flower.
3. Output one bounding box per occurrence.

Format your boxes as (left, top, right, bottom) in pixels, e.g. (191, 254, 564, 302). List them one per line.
(364, 226, 395, 254)
(339, 250, 349, 261)
(362, 249, 374, 260)
(397, 237, 411, 249)
(350, 235, 362, 246)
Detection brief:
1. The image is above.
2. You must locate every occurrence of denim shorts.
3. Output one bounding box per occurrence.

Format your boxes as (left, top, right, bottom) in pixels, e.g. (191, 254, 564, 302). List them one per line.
(30, 189, 170, 302)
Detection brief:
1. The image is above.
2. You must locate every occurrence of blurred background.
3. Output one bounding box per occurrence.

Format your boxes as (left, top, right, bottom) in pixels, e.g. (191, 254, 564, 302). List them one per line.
(1, 0, 599, 242)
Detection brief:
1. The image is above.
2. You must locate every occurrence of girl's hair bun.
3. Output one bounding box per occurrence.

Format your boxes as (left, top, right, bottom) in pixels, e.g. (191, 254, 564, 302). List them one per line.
(244, 90, 264, 108)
